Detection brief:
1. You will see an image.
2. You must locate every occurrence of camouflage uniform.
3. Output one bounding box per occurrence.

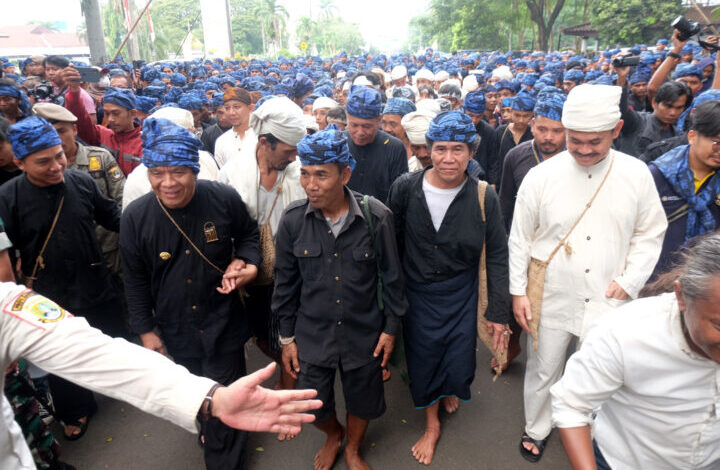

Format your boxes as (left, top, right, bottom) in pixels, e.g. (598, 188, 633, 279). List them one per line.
(68, 142, 125, 275)
(4, 359, 60, 470)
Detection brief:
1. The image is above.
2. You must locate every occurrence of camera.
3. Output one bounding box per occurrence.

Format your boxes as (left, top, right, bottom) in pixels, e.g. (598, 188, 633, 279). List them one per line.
(612, 56, 640, 67)
(30, 83, 54, 101)
(671, 16, 702, 42)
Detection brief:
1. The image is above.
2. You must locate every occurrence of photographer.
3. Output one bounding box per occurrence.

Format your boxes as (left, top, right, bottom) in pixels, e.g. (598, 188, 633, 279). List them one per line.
(43, 56, 97, 125)
(648, 30, 709, 101)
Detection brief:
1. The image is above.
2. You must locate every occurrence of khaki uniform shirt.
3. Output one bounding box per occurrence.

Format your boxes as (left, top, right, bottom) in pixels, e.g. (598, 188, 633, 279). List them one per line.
(68, 143, 125, 274)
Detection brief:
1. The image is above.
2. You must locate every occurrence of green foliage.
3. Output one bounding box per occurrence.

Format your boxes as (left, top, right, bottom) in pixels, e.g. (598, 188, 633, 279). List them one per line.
(590, 0, 683, 46)
(294, 15, 365, 56)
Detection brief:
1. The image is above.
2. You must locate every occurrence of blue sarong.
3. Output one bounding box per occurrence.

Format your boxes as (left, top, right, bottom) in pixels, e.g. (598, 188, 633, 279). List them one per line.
(403, 268, 477, 408)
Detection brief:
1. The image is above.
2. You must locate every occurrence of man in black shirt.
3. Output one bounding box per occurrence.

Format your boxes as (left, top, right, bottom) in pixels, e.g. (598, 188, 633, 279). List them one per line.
(274, 129, 407, 470)
(121, 117, 260, 470)
(344, 86, 408, 202)
(495, 91, 535, 182)
(0, 116, 123, 440)
(462, 89, 499, 182)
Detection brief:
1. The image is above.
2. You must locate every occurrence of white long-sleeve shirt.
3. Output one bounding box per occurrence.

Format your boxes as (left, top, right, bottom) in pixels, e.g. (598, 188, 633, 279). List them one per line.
(551, 293, 720, 470)
(508, 150, 667, 337)
(0, 283, 214, 469)
(213, 127, 257, 168)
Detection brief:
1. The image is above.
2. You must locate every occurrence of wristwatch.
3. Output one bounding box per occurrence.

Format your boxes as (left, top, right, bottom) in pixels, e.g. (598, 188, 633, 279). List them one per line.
(279, 335, 295, 346)
(197, 383, 222, 422)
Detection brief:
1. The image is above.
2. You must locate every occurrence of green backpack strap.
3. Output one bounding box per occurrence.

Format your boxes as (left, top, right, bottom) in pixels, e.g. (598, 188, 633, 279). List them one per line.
(361, 195, 384, 312)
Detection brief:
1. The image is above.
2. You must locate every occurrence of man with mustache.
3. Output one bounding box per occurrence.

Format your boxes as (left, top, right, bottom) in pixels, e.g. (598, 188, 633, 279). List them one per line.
(508, 84, 668, 462)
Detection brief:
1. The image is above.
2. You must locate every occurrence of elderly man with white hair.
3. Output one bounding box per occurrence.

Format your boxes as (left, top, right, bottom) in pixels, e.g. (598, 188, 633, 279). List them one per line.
(508, 84, 668, 462)
(218, 98, 308, 442)
(122, 107, 219, 209)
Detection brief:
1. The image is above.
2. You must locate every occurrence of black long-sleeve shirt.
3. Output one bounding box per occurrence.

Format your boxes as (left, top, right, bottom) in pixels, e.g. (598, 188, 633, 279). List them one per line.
(615, 85, 679, 158)
(387, 169, 509, 324)
(345, 129, 408, 203)
(272, 188, 408, 371)
(120, 180, 260, 359)
(474, 119, 500, 184)
(0, 170, 120, 311)
(495, 124, 533, 175)
(499, 140, 541, 233)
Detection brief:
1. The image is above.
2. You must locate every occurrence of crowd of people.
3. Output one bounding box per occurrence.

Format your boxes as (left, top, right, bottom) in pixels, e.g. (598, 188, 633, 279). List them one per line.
(0, 22, 720, 470)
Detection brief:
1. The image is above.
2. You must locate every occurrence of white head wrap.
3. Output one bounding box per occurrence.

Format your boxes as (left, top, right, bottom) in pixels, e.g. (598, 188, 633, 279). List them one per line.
(434, 70, 450, 83)
(249, 96, 307, 146)
(462, 75, 479, 92)
(416, 98, 442, 115)
(415, 68, 435, 84)
(352, 75, 374, 87)
(491, 65, 513, 81)
(391, 65, 408, 81)
(312, 97, 338, 112)
(336, 70, 347, 79)
(402, 110, 437, 145)
(562, 84, 621, 132)
(303, 114, 319, 132)
(149, 107, 194, 131)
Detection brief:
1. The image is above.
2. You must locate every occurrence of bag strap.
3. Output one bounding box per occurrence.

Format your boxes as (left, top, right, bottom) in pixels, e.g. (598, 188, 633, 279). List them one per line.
(361, 195, 384, 312)
(530, 140, 542, 165)
(26, 196, 65, 289)
(477, 181, 489, 315)
(545, 152, 616, 264)
(499, 126, 512, 151)
(155, 195, 224, 274)
(666, 203, 689, 224)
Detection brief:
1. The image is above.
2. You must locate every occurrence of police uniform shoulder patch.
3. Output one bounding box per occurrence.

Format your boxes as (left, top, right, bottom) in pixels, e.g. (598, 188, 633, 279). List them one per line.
(3, 290, 71, 330)
(88, 156, 102, 172)
(108, 165, 123, 182)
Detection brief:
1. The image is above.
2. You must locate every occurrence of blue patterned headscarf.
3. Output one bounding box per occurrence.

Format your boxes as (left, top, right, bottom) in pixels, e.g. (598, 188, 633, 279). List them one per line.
(629, 69, 651, 85)
(383, 98, 416, 116)
(135, 95, 157, 114)
(501, 97, 515, 108)
(103, 87, 137, 110)
(8, 116, 62, 160)
(563, 69, 585, 84)
(511, 91, 536, 111)
(178, 91, 207, 111)
(0, 83, 31, 117)
(426, 111, 477, 143)
(674, 63, 702, 80)
(534, 90, 566, 121)
(463, 90, 486, 114)
(141, 118, 201, 173)
(346, 86, 383, 119)
(297, 129, 355, 171)
(653, 144, 720, 241)
(170, 72, 187, 86)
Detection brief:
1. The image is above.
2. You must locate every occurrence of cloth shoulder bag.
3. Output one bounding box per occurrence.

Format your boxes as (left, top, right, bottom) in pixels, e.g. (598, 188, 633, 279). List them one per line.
(526, 153, 615, 350)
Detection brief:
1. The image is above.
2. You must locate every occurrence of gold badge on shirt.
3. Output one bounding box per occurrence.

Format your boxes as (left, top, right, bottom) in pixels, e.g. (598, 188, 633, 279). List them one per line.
(88, 156, 101, 171)
(159, 252, 171, 261)
(204, 222, 219, 243)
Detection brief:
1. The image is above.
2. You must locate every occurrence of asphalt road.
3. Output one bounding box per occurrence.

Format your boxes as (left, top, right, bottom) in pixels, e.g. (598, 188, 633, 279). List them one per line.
(57, 342, 573, 470)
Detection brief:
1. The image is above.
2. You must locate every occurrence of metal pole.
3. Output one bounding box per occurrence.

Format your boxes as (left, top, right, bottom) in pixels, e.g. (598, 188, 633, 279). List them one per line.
(112, 0, 153, 62)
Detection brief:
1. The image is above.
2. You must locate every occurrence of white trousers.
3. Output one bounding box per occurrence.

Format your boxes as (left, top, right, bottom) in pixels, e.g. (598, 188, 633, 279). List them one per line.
(523, 324, 578, 440)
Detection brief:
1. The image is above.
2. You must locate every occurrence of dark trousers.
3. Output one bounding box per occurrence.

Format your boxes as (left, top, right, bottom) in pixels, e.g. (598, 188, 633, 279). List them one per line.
(175, 349, 248, 470)
(594, 440, 612, 470)
(48, 299, 125, 424)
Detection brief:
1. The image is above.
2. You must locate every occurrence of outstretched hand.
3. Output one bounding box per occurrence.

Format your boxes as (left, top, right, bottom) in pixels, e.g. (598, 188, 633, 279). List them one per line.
(211, 363, 321, 435)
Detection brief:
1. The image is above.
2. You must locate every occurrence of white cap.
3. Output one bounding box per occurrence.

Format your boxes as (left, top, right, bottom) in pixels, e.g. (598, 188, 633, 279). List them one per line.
(353, 75, 374, 87)
(150, 107, 194, 131)
(562, 84, 621, 132)
(336, 70, 346, 79)
(391, 65, 408, 81)
(491, 65, 513, 81)
(312, 97, 338, 112)
(303, 114, 319, 132)
(402, 110, 437, 145)
(342, 80, 352, 91)
(249, 96, 307, 146)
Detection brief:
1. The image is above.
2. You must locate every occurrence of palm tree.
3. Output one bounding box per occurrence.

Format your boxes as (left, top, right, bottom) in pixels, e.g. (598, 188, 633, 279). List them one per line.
(319, 0, 339, 20)
(254, 0, 288, 55)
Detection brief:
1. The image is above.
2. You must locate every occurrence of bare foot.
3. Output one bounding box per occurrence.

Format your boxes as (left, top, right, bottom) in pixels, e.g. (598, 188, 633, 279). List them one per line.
(63, 416, 87, 438)
(314, 426, 345, 470)
(345, 448, 371, 470)
(411, 426, 440, 465)
(441, 396, 459, 414)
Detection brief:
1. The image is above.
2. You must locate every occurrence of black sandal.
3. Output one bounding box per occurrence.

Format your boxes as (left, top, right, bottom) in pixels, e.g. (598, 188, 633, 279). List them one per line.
(62, 417, 89, 441)
(519, 433, 548, 463)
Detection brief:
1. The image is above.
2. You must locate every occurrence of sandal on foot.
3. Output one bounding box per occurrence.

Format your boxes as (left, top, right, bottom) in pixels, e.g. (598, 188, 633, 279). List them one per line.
(519, 433, 548, 463)
(62, 418, 89, 441)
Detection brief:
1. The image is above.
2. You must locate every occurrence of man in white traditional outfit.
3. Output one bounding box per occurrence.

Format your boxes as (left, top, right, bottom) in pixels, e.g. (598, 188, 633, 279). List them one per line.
(213, 88, 256, 168)
(508, 84, 668, 462)
(218, 96, 307, 441)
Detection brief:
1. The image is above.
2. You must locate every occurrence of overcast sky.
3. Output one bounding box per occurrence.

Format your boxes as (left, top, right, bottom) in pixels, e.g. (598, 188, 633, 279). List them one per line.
(2, 0, 429, 52)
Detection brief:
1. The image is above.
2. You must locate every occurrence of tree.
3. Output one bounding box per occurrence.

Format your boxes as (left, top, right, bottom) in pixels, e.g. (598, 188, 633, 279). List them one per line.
(525, 0, 567, 50)
(318, 0, 339, 20)
(254, 0, 289, 55)
(590, 0, 682, 46)
(80, 0, 108, 65)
